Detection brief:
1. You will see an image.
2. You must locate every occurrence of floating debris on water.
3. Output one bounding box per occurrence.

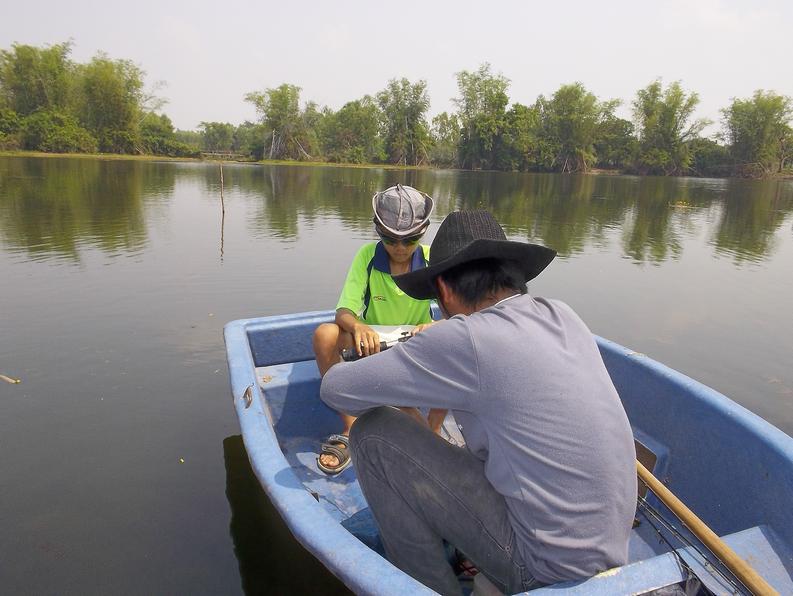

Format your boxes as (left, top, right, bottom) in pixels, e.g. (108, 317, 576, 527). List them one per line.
(0, 374, 21, 384)
(179, 458, 185, 464)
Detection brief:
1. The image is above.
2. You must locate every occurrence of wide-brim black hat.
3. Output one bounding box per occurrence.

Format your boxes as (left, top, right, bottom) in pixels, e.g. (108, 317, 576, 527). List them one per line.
(393, 210, 556, 300)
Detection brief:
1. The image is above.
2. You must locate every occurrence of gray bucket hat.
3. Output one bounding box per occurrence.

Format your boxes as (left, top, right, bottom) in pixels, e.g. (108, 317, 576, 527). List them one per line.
(372, 184, 434, 237)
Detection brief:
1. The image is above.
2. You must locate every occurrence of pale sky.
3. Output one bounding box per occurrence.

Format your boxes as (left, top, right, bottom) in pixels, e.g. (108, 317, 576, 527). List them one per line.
(2, 0, 791, 133)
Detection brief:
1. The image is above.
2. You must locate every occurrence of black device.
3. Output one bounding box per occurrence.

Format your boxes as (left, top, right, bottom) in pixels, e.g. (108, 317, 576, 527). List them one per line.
(341, 331, 412, 362)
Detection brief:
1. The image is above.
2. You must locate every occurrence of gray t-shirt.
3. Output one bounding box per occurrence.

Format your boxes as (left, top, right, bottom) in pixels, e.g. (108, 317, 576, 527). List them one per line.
(320, 294, 637, 584)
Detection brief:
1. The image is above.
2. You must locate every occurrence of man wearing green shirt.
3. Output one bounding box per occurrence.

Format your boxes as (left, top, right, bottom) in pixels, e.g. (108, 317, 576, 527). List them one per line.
(312, 184, 438, 474)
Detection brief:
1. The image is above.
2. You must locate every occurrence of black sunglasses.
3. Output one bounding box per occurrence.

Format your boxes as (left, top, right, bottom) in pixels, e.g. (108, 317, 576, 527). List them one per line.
(376, 227, 425, 246)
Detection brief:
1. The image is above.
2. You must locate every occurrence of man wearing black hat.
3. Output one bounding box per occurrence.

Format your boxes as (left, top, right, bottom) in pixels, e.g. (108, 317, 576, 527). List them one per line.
(320, 211, 636, 595)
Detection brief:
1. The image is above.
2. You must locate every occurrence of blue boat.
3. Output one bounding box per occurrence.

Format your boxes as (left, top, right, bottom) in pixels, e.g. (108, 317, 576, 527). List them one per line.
(224, 310, 793, 594)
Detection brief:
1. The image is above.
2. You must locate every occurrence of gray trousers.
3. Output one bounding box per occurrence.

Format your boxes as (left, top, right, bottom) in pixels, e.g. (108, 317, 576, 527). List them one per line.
(349, 407, 540, 596)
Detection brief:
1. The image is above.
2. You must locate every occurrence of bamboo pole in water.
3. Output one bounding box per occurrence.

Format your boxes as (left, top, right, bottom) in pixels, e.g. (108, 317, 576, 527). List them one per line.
(219, 162, 225, 261)
(636, 461, 778, 595)
(219, 162, 225, 214)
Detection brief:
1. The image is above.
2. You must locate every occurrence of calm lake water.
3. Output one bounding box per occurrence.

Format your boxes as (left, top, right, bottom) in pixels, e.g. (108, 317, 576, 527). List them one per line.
(1, 156, 792, 593)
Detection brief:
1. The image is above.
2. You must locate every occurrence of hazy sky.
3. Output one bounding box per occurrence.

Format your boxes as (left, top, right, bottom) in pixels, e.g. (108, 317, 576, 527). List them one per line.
(2, 0, 791, 133)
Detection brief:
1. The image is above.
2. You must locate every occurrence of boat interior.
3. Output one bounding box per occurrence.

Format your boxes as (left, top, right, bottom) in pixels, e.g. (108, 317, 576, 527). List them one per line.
(236, 313, 793, 594)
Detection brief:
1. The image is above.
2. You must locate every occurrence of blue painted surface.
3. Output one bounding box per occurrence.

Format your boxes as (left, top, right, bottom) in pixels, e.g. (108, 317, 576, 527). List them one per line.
(224, 311, 793, 595)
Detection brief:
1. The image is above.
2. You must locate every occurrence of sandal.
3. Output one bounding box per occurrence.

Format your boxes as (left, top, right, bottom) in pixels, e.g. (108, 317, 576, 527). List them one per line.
(317, 434, 352, 475)
(453, 550, 479, 577)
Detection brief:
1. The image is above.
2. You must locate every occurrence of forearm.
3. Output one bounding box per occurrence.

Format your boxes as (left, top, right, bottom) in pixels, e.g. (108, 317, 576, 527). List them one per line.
(402, 407, 448, 435)
(320, 317, 477, 416)
(321, 345, 423, 416)
(335, 308, 359, 334)
(428, 408, 448, 433)
(399, 407, 429, 428)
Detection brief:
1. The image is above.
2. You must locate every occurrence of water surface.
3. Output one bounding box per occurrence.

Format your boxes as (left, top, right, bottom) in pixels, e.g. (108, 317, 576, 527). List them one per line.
(1, 157, 792, 593)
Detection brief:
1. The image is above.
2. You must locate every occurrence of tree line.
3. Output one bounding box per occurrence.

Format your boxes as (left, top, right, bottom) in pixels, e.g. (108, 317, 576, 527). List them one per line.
(229, 65, 791, 178)
(0, 42, 197, 157)
(1, 43, 791, 178)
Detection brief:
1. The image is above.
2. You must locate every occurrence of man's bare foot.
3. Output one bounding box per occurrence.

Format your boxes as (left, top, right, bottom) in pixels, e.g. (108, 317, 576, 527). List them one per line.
(319, 453, 340, 467)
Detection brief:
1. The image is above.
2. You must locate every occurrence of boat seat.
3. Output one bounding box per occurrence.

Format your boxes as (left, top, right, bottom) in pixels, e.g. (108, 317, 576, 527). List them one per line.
(531, 524, 793, 594)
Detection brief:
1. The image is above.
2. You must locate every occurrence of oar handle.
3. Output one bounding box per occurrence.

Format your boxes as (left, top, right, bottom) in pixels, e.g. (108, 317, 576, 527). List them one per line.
(636, 461, 778, 595)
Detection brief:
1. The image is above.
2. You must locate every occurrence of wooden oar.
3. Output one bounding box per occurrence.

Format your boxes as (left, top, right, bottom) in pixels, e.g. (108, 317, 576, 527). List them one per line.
(636, 461, 778, 595)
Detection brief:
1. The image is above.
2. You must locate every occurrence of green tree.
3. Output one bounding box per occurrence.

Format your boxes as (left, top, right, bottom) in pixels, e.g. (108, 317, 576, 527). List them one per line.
(501, 103, 541, 171)
(232, 121, 265, 158)
(0, 42, 73, 116)
(594, 114, 635, 169)
(0, 107, 20, 133)
(174, 128, 202, 148)
(76, 54, 145, 153)
(454, 63, 510, 170)
(299, 100, 322, 158)
(140, 113, 173, 151)
(689, 138, 730, 177)
(20, 110, 97, 153)
(0, 41, 171, 156)
(632, 80, 709, 175)
(199, 121, 234, 152)
(0, 107, 21, 148)
(320, 97, 383, 163)
(535, 83, 616, 173)
(429, 112, 461, 167)
(244, 83, 316, 160)
(376, 78, 430, 165)
(140, 113, 197, 157)
(722, 90, 793, 176)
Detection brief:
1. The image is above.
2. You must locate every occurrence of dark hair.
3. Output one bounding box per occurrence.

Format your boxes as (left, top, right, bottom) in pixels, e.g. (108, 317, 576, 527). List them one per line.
(437, 258, 527, 307)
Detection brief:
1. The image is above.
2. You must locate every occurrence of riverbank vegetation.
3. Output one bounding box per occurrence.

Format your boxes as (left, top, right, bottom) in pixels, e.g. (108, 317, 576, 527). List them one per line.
(1, 42, 791, 178)
(0, 42, 197, 158)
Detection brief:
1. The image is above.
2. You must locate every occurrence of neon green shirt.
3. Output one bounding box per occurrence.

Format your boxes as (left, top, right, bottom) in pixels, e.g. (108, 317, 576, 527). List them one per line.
(336, 242, 433, 325)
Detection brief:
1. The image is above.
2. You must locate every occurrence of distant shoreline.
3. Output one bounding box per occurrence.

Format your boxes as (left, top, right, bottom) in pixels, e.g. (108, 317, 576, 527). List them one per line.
(0, 150, 433, 171)
(0, 150, 202, 163)
(2, 151, 791, 180)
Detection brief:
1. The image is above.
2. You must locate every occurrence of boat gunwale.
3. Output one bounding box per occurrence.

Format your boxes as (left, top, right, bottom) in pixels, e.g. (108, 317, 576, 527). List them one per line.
(596, 336, 793, 467)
